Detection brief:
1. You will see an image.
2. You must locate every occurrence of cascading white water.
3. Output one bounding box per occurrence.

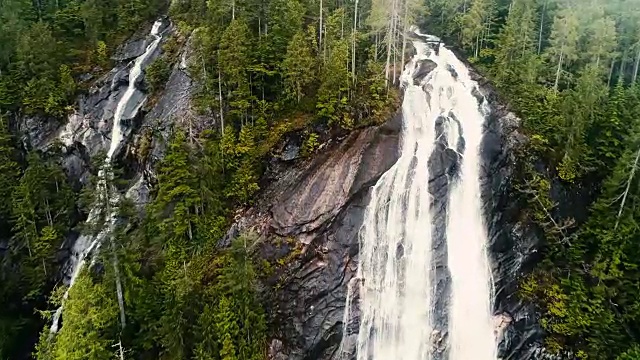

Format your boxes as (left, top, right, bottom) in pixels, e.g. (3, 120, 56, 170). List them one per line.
(438, 43, 497, 360)
(345, 34, 497, 360)
(50, 19, 164, 333)
(109, 20, 163, 159)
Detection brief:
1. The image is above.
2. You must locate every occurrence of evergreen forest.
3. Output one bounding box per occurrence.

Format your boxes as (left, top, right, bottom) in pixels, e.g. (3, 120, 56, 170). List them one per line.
(1, 0, 640, 359)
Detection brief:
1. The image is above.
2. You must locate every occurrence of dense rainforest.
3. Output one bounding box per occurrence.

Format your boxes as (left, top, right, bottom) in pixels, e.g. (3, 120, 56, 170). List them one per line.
(1, 0, 640, 359)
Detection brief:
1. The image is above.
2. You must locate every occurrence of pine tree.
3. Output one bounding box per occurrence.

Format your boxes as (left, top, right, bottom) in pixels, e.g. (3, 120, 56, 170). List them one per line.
(45, 272, 119, 360)
(149, 130, 203, 358)
(317, 39, 351, 128)
(618, 346, 640, 360)
(590, 80, 628, 175)
(226, 125, 259, 205)
(213, 234, 266, 360)
(10, 177, 40, 282)
(193, 295, 219, 360)
(584, 14, 618, 72)
(0, 117, 19, 224)
(218, 19, 252, 125)
(545, 2, 580, 92)
(460, 0, 493, 57)
(558, 64, 608, 180)
(281, 30, 315, 103)
(154, 130, 200, 242)
(267, 0, 304, 63)
(214, 296, 240, 360)
(492, 0, 538, 87)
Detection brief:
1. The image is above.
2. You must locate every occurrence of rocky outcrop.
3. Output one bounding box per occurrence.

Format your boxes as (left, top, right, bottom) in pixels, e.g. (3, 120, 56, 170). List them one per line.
(141, 29, 214, 175)
(480, 88, 546, 359)
(12, 18, 178, 291)
(221, 112, 401, 360)
(271, 119, 401, 238)
(19, 18, 173, 189)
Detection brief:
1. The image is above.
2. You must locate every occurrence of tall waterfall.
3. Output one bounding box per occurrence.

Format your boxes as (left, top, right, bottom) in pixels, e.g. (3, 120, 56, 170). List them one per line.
(50, 19, 165, 333)
(342, 34, 497, 360)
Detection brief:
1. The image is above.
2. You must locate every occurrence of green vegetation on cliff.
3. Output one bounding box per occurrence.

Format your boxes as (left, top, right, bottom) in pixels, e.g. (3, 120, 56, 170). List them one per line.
(0, 0, 165, 118)
(425, 0, 640, 358)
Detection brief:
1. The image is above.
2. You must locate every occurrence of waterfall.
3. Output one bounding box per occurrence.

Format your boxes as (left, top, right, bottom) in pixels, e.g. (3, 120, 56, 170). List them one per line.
(50, 19, 165, 334)
(342, 34, 497, 360)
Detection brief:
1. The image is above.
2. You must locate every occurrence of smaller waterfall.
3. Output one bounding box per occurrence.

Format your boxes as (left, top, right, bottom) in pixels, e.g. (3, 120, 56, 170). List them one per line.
(338, 277, 362, 359)
(109, 19, 163, 159)
(50, 19, 165, 334)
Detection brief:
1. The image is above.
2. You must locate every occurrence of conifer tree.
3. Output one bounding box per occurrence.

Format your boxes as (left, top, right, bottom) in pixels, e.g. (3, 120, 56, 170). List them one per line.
(281, 30, 315, 103)
(492, 0, 538, 86)
(218, 19, 252, 125)
(266, 0, 304, 63)
(460, 0, 493, 57)
(584, 14, 617, 72)
(0, 117, 19, 225)
(317, 39, 351, 128)
(43, 272, 119, 360)
(545, 2, 580, 92)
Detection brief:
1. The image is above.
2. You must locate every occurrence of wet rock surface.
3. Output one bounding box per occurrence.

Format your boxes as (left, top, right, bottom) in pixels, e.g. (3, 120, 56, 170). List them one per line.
(472, 62, 551, 359)
(143, 30, 214, 178)
(112, 20, 171, 62)
(222, 112, 401, 360)
(414, 59, 437, 85)
(12, 18, 178, 298)
(271, 116, 401, 238)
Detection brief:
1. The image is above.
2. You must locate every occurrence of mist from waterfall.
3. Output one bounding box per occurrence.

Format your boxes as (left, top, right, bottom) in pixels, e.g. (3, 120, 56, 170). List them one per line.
(342, 34, 497, 360)
(50, 19, 164, 334)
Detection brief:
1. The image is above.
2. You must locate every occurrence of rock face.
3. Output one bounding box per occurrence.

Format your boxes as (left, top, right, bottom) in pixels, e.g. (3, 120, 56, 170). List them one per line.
(14, 18, 181, 289)
(234, 113, 401, 360)
(142, 28, 213, 174)
(480, 87, 546, 359)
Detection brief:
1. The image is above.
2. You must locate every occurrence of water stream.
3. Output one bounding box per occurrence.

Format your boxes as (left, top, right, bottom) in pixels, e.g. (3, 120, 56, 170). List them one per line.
(50, 19, 164, 334)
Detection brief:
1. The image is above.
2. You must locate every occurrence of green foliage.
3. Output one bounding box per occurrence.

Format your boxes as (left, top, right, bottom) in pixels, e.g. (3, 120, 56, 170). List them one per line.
(0, 148, 75, 359)
(39, 271, 119, 360)
(146, 57, 171, 93)
(96, 40, 108, 66)
(460, 0, 494, 57)
(301, 131, 320, 157)
(0, 0, 405, 358)
(219, 19, 251, 123)
(281, 30, 315, 103)
(317, 39, 351, 129)
(267, 0, 304, 62)
(0, 117, 19, 223)
(618, 346, 640, 360)
(0, 0, 163, 117)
